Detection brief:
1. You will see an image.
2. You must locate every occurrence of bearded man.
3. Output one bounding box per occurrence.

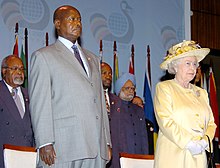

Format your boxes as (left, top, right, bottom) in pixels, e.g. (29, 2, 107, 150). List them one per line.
(109, 73, 149, 168)
(0, 55, 34, 168)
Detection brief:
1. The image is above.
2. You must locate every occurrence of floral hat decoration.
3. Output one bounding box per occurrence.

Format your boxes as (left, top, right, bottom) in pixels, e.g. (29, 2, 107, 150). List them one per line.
(160, 40, 210, 70)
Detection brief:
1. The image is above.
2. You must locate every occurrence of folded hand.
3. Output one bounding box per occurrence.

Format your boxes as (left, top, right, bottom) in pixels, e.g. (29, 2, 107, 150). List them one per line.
(186, 140, 205, 155)
(40, 144, 56, 166)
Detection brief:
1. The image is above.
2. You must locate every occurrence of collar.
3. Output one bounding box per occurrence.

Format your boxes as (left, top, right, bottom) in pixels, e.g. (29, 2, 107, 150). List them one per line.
(3, 80, 21, 92)
(58, 36, 79, 50)
(121, 99, 132, 105)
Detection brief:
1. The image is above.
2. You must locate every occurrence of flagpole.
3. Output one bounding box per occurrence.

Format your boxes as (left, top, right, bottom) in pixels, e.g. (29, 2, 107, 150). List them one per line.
(46, 32, 49, 46)
(147, 45, 151, 87)
(113, 41, 118, 93)
(24, 28, 28, 74)
(99, 39, 103, 63)
(129, 44, 135, 74)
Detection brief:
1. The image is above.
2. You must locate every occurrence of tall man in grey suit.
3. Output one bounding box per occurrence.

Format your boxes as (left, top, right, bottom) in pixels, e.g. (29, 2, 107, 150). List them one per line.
(0, 55, 34, 168)
(29, 5, 111, 168)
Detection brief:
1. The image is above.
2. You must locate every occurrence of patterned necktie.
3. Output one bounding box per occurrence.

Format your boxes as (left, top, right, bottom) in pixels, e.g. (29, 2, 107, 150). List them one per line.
(72, 45, 86, 73)
(12, 88, 25, 118)
(104, 90, 110, 113)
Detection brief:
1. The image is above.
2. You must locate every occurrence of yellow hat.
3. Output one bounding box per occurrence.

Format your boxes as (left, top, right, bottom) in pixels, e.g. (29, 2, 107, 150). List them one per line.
(160, 40, 210, 70)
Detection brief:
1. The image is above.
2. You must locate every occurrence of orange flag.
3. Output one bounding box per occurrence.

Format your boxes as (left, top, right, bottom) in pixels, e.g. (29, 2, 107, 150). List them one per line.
(13, 35, 19, 57)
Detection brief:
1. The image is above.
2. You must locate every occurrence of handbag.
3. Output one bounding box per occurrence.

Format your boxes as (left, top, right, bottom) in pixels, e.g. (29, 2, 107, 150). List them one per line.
(206, 135, 216, 168)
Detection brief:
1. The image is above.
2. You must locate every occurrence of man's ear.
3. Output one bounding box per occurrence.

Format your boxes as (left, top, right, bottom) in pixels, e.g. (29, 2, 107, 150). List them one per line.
(54, 19, 60, 30)
(1, 68, 6, 79)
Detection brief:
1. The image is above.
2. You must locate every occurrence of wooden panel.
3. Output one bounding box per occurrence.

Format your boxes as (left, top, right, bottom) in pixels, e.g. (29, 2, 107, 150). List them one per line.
(191, 0, 220, 50)
(119, 152, 154, 160)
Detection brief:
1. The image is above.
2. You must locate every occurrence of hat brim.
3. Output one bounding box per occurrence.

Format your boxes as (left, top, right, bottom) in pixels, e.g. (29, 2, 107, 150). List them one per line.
(160, 48, 210, 70)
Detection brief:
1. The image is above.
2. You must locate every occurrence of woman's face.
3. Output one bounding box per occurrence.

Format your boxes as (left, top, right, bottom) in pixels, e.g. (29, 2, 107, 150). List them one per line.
(175, 56, 199, 83)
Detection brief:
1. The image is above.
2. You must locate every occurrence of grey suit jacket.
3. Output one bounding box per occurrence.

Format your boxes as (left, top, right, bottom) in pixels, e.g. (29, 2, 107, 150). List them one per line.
(29, 40, 111, 163)
(0, 81, 34, 168)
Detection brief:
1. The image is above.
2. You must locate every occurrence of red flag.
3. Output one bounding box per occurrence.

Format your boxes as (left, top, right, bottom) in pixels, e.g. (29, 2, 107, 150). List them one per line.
(13, 35, 19, 57)
(209, 67, 220, 142)
(129, 44, 134, 74)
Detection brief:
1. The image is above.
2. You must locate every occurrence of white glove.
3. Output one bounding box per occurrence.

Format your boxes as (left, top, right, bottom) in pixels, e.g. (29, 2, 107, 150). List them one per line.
(197, 139, 208, 150)
(185, 140, 203, 155)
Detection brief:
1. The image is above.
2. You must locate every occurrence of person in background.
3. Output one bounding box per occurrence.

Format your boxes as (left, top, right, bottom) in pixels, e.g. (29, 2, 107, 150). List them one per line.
(29, 5, 111, 168)
(109, 72, 148, 168)
(0, 55, 34, 168)
(132, 95, 154, 154)
(132, 95, 144, 108)
(154, 40, 216, 168)
(101, 62, 121, 117)
(101, 62, 121, 168)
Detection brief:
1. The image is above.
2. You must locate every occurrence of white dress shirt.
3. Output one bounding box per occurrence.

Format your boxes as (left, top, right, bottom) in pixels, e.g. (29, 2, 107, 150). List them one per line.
(4, 80, 25, 112)
(58, 36, 90, 77)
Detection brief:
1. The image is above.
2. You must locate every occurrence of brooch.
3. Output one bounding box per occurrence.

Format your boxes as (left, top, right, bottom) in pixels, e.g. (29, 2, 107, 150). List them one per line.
(195, 90, 200, 97)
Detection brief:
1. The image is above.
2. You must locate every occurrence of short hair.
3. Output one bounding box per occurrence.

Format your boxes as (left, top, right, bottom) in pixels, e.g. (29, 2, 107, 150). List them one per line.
(1, 55, 18, 78)
(167, 58, 181, 74)
(53, 5, 80, 23)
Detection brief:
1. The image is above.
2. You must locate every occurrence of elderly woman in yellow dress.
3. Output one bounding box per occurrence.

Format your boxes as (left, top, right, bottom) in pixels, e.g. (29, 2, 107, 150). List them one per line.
(153, 40, 217, 168)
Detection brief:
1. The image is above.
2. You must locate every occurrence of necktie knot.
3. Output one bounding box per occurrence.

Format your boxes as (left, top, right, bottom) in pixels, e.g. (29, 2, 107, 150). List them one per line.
(72, 44, 78, 52)
(71, 45, 87, 73)
(11, 88, 18, 98)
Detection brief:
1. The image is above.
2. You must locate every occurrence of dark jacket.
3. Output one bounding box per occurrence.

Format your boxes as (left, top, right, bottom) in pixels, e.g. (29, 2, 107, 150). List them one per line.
(108, 93, 148, 168)
(0, 81, 34, 168)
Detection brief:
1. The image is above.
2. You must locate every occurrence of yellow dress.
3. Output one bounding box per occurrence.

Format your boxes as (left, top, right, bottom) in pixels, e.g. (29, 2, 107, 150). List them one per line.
(153, 80, 217, 168)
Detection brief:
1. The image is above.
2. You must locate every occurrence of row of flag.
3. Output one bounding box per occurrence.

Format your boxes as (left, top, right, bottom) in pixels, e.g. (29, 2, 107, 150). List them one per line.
(195, 66, 220, 146)
(201, 67, 220, 162)
(12, 24, 28, 88)
(11, 23, 49, 89)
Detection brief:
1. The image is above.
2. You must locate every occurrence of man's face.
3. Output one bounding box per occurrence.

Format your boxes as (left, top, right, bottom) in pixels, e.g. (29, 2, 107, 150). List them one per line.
(101, 64, 112, 90)
(119, 80, 135, 101)
(55, 7, 82, 42)
(2, 57, 25, 88)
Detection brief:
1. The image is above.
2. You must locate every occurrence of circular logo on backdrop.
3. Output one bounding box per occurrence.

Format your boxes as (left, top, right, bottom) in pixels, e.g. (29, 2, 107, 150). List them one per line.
(1, 0, 50, 30)
(90, 0, 134, 44)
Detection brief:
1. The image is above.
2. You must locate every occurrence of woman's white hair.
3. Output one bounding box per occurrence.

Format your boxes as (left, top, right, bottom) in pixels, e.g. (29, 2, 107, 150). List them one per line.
(167, 58, 181, 74)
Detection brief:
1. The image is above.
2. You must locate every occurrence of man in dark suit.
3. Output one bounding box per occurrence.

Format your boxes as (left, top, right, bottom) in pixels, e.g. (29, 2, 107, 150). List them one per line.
(0, 55, 34, 168)
(101, 62, 121, 168)
(29, 5, 111, 168)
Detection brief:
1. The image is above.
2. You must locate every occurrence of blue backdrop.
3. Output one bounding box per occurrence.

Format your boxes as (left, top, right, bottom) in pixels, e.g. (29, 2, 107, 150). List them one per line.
(0, 0, 190, 97)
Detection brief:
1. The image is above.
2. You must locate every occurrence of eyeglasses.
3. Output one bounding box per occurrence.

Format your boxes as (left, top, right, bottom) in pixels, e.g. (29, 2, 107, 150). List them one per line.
(181, 61, 199, 68)
(4, 67, 26, 72)
(122, 86, 136, 92)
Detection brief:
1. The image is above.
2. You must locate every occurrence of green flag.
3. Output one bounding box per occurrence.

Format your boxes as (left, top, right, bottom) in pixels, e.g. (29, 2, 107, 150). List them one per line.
(20, 45, 28, 88)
